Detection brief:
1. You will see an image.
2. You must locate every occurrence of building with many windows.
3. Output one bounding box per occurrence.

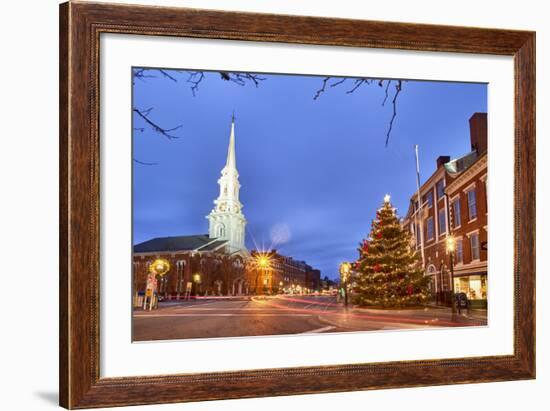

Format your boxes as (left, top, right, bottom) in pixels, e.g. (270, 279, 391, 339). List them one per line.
(403, 113, 487, 307)
(444, 115, 488, 305)
(249, 250, 320, 294)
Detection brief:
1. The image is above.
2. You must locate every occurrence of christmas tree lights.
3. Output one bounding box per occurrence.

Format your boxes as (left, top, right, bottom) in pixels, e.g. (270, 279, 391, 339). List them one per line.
(353, 195, 430, 307)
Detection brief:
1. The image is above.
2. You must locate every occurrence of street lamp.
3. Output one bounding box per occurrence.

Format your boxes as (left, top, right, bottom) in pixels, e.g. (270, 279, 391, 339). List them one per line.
(192, 273, 201, 297)
(446, 236, 457, 314)
(149, 258, 170, 298)
(144, 258, 171, 310)
(339, 262, 352, 307)
(254, 252, 272, 295)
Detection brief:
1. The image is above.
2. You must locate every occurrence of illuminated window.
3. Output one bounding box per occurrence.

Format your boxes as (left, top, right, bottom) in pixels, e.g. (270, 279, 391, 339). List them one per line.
(470, 233, 480, 260)
(438, 208, 446, 235)
(453, 199, 461, 227)
(426, 217, 434, 240)
(456, 238, 463, 263)
(467, 189, 477, 220)
(436, 180, 445, 199)
(423, 191, 434, 208)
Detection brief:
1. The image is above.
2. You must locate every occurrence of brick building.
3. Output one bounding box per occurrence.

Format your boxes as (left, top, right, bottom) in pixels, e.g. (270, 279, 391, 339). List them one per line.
(403, 113, 487, 307)
(444, 115, 488, 305)
(305, 265, 321, 292)
(250, 250, 320, 294)
(133, 235, 249, 298)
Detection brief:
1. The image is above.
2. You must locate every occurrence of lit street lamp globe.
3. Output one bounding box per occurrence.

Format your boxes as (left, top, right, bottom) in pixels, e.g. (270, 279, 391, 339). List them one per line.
(446, 236, 456, 253)
(149, 258, 170, 276)
(339, 262, 351, 281)
(255, 253, 272, 269)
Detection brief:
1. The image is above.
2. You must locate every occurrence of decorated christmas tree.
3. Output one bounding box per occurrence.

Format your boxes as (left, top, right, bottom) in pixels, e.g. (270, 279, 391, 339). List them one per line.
(353, 194, 430, 307)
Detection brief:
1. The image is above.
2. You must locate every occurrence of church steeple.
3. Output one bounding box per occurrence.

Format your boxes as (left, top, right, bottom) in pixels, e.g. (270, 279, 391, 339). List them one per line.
(206, 114, 247, 253)
(224, 113, 236, 172)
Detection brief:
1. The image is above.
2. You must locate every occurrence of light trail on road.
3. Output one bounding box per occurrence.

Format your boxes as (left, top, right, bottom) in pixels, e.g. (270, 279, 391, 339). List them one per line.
(251, 296, 485, 328)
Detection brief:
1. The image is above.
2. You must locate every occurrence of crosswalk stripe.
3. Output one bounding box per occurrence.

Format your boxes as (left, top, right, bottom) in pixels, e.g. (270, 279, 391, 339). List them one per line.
(301, 325, 336, 334)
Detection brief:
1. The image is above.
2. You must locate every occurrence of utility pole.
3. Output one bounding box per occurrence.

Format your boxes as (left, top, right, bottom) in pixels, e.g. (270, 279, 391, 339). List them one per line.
(414, 145, 426, 268)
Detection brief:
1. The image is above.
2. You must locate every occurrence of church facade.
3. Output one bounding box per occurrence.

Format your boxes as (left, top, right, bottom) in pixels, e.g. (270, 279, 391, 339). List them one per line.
(133, 116, 252, 298)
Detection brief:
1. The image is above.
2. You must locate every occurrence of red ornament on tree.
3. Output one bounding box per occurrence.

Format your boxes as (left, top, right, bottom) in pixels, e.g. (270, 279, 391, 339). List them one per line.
(374, 263, 381, 272)
(407, 284, 414, 295)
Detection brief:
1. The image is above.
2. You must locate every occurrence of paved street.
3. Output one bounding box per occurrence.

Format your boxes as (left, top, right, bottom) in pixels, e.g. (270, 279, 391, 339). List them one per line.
(133, 295, 487, 341)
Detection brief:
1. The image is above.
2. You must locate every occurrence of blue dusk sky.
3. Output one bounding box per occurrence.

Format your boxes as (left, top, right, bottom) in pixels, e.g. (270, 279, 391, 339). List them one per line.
(132, 68, 487, 280)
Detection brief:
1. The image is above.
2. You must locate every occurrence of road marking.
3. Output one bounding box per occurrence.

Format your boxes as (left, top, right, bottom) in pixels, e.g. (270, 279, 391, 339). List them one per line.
(170, 308, 288, 311)
(301, 326, 336, 334)
(165, 301, 224, 309)
(135, 313, 314, 318)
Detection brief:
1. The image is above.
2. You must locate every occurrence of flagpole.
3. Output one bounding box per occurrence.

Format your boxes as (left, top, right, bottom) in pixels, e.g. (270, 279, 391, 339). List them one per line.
(415, 145, 426, 268)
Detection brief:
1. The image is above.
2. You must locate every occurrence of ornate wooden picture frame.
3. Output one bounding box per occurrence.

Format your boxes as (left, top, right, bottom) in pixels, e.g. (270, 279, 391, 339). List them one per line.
(59, 1, 535, 408)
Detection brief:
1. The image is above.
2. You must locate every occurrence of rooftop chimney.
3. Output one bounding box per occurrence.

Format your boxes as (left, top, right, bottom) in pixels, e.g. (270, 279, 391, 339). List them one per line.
(469, 112, 487, 154)
(436, 155, 451, 169)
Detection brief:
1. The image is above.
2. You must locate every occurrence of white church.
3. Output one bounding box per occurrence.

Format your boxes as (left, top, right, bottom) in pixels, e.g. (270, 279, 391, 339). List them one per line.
(134, 115, 250, 259)
(206, 114, 249, 257)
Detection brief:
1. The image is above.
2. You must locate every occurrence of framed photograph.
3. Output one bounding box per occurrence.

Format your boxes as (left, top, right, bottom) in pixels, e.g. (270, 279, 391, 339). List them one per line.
(59, 1, 535, 408)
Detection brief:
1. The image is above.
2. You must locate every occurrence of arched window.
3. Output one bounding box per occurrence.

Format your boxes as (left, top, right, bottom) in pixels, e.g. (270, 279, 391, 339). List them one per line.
(217, 224, 226, 238)
(426, 264, 437, 292)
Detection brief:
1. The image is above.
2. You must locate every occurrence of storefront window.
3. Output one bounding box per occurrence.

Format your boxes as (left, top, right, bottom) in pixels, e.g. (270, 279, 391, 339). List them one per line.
(454, 275, 487, 300)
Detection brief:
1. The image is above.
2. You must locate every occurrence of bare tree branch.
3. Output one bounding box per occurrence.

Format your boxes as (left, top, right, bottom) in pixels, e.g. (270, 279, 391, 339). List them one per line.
(133, 158, 158, 166)
(186, 71, 205, 96)
(330, 78, 347, 88)
(223, 72, 266, 87)
(385, 80, 402, 147)
(158, 69, 178, 82)
(133, 68, 157, 83)
(133, 108, 182, 140)
(381, 80, 392, 106)
(313, 76, 405, 146)
(132, 68, 267, 165)
(346, 78, 371, 94)
(313, 77, 331, 100)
